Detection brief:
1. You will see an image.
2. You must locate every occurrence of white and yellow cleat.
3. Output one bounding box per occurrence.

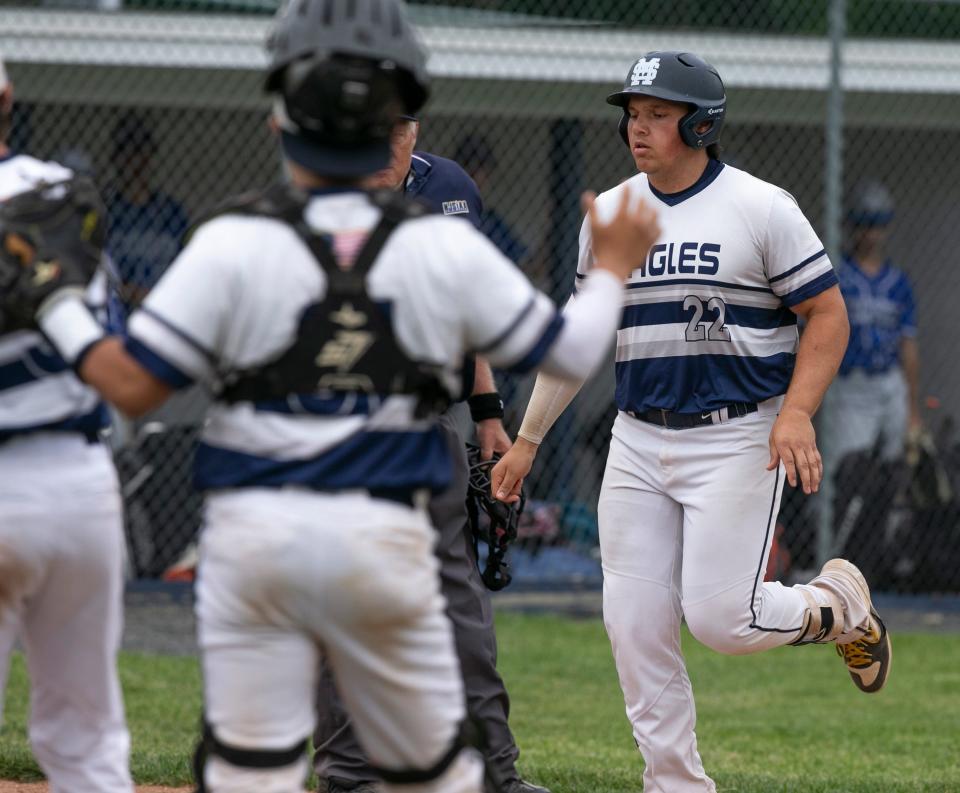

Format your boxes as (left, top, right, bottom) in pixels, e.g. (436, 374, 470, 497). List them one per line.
(817, 559, 893, 694)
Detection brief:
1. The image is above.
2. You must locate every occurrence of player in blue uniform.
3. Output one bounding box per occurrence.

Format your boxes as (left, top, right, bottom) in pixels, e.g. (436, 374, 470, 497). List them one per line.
(816, 182, 920, 560)
(313, 115, 549, 793)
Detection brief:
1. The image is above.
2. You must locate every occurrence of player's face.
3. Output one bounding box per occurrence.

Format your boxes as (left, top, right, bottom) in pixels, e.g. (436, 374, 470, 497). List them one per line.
(368, 121, 419, 190)
(625, 95, 690, 174)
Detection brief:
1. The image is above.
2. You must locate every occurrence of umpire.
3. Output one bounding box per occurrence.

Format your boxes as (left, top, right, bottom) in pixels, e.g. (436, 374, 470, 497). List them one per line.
(312, 116, 549, 793)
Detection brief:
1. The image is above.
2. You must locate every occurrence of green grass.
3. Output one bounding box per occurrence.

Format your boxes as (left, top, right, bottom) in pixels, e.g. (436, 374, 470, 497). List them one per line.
(2, 613, 959, 791)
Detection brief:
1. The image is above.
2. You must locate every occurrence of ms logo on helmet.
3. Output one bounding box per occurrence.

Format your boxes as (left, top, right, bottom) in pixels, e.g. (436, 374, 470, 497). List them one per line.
(631, 57, 661, 87)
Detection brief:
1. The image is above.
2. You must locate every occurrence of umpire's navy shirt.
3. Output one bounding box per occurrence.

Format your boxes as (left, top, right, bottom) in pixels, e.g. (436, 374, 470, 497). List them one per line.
(403, 151, 484, 397)
(404, 152, 483, 232)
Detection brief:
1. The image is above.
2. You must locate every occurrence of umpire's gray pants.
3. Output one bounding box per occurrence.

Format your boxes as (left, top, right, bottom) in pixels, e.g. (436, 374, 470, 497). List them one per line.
(312, 407, 520, 788)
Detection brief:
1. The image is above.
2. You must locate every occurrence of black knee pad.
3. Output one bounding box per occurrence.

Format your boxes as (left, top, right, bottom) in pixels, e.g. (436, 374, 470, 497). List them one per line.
(192, 719, 308, 793)
(370, 719, 485, 786)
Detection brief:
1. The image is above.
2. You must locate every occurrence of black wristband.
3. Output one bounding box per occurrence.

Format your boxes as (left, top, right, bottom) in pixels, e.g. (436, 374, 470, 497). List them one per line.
(468, 392, 504, 422)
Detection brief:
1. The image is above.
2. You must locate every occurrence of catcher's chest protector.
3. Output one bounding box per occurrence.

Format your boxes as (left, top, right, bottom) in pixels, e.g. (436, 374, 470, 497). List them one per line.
(211, 184, 450, 416)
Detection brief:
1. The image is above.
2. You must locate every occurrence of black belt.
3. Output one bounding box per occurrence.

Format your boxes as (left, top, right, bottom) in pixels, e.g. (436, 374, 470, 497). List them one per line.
(0, 427, 100, 446)
(627, 402, 758, 430)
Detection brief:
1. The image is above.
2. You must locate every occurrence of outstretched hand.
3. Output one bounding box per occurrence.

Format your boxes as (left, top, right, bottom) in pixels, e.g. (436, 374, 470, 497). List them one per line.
(582, 188, 660, 281)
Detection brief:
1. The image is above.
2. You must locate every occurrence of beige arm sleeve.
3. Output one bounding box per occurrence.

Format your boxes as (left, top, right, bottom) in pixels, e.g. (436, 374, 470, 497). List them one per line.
(516, 371, 585, 446)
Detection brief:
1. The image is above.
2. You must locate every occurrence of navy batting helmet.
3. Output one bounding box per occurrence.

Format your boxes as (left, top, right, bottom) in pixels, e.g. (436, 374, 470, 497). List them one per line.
(607, 51, 725, 151)
(265, 0, 430, 179)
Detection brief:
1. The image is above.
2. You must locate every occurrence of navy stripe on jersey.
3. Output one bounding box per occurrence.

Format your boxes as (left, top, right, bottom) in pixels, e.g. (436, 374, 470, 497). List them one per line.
(768, 249, 827, 284)
(139, 306, 215, 360)
(125, 337, 194, 389)
(649, 159, 724, 207)
(253, 394, 377, 415)
(509, 312, 565, 374)
(615, 353, 795, 413)
(0, 404, 107, 442)
(780, 269, 838, 307)
(621, 302, 797, 331)
(193, 427, 451, 494)
(476, 294, 536, 354)
(0, 345, 69, 392)
(627, 278, 775, 295)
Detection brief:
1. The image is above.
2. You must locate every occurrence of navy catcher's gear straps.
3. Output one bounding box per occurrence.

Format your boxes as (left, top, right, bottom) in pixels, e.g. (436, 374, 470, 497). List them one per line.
(294, 188, 426, 293)
(209, 185, 451, 417)
(369, 719, 485, 786)
(192, 720, 308, 793)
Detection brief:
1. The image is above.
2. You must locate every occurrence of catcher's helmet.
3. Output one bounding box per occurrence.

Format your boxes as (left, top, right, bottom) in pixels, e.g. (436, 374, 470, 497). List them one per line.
(265, 0, 430, 179)
(465, 444, 525, 591)
(607, 51, 725, 151)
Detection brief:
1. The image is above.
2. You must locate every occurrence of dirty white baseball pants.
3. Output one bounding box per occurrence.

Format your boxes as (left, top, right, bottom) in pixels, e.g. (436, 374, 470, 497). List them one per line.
(0, 434, 133, 793)
(598, 404, 869, 793)
(196, 487, 484, 793)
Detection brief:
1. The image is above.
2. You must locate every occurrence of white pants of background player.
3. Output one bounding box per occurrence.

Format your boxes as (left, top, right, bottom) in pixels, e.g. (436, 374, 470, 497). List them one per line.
(0, 434, 133, 793)
(598, 401, 871, 793)
(814, 367, 908, 563)
(197, 488, 484, 793)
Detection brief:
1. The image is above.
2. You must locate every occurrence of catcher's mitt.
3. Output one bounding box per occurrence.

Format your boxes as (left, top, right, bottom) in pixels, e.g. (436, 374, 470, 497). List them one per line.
(465, 443, 525, 591)
(0, 176, 107, 334)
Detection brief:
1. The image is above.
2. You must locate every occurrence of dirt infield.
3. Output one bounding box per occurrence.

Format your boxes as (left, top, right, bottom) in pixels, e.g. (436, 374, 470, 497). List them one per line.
(0, 784, 191, 792)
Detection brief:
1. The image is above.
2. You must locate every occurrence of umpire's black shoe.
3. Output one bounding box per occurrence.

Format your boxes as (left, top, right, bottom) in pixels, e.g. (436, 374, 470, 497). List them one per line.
(501, 779, 552, 793)
(317, 777, 377, 793)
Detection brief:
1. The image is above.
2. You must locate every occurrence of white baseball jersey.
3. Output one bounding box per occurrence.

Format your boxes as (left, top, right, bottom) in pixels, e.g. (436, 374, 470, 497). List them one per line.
(0, 153, 110, 439)
(126, 188, 562, 497)
(576, 159, 837, 413)
(587, 160, 860, 793)
(0, 152, 133, 791)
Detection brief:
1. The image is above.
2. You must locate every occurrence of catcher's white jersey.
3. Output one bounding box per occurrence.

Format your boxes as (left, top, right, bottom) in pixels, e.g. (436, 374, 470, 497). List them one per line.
(576, 160, 836, 413)
(0, 153, 110, 438)
(127, 189, 561, 495)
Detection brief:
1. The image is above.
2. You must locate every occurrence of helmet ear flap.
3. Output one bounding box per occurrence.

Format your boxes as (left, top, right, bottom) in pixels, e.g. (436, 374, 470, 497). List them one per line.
(677, 104, 724, 149)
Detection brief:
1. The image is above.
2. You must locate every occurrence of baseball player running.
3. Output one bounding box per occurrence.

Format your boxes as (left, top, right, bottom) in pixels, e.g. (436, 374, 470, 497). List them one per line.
(0, 4, 660, 792)
(492, 52, 892, 793)
(313, 113, 549, 793)
(0, 60, 134, 792)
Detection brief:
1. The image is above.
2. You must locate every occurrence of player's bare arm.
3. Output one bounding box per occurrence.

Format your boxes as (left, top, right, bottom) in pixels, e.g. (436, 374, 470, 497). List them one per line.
(768, 284, 849, 494)
(79, 338, 172, 416)
(472, 356, 512, 460)
(0, 202, 173, 418)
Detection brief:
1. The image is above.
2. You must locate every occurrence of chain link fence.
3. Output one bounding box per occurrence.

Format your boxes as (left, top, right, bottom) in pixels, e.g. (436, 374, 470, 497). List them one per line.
(3, 0, 960, 590)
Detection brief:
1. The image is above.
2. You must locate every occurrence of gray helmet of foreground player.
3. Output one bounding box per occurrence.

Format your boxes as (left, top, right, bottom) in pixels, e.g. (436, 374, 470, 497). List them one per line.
(607, 51, 725, 153)
(265, 0, 430, 179)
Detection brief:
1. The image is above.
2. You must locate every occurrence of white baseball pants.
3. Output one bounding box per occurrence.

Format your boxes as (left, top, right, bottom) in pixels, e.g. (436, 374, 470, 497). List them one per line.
(196, 487, 484, 793)
(0, 434, 133, 793)
(598, 405, 868, 793)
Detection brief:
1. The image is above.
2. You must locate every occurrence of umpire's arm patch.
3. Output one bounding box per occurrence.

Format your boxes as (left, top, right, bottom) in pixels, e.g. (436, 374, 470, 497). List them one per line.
(442, 200, 471, 216)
